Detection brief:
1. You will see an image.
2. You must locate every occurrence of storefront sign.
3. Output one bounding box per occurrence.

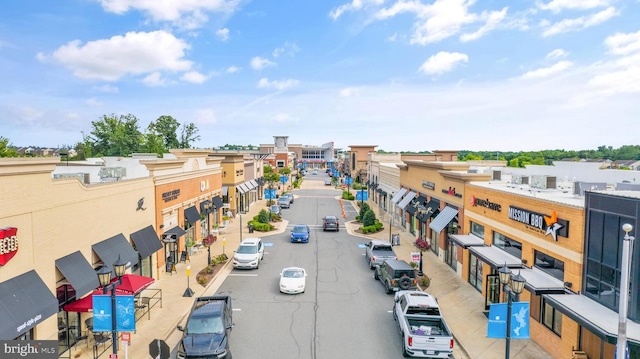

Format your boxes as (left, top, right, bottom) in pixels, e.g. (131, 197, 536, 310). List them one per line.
(235, 169, 243, 176)
(422, 181, 435, 190)
(470, 195, 501, 212)
(442, 186, 462, 198)
(508, 206, 569, 241)
(161, 189, 180, 202)
(200, 180, 209, 191)
(0, 227, 18, 266)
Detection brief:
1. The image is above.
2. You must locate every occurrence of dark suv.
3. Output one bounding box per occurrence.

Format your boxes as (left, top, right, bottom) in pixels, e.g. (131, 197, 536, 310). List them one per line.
(374, 259, 417, 294)
(322, 216, 339, 231)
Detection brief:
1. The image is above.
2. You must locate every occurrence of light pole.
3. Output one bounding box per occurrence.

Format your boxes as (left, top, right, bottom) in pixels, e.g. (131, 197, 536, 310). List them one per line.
(96, 255, 126, 356)
(415, 205, 433, 277)
(498, 265, 526, 359)
(618, 223, 635, 359)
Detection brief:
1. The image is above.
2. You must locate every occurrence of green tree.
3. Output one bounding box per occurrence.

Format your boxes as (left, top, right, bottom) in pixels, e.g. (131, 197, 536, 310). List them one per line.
(359, 202, 371, 222)
(363, 209, 376, 227)
(88, 114, 143, 156)
(140, 132, 165, 155)
(179, 122, 201, 148)
(0, 136, 19, 157)
(148, 115, 180, 150)
(263, 165, 280, 199)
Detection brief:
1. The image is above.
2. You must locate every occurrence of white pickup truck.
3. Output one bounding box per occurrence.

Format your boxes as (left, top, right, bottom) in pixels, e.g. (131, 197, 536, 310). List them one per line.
(393, 290, 454, 358)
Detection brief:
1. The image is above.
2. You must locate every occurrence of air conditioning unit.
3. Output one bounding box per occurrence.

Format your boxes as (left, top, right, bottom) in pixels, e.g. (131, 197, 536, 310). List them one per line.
(531, 176, 556, 189)
(511, 175, 529, 185)
(573, 182, 607, 196)
(492, 170, 501, 180)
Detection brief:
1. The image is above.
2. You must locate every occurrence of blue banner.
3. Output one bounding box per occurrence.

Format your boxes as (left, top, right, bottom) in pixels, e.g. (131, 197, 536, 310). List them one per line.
(487, 302, 530, 339)
(356, 190, 368, 201)
(345, 177, 353, 185)
(92, 294, 136, 332)
(280, 175, 288, 184)
(264, 189, 276, 199)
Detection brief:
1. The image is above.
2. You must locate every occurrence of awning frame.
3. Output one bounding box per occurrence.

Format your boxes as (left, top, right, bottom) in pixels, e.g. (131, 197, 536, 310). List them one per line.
(391, 188, 407, 204)
(397, 191, 417, 210)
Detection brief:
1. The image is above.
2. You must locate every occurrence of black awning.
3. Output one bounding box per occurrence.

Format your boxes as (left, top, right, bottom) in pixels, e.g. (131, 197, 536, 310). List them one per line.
(184, 206, 200, 225)
(55, 251, 99, 298)
(130, 225, 163, 259)
(415, 195, 428, 205)
(212, 196, 224, 209)
(425, 198, 440, 217)
(0, 270, 58, 339)
(92, 233, 139, 274)
(405, 203, 418, 215)
(163, 226, 187, 241)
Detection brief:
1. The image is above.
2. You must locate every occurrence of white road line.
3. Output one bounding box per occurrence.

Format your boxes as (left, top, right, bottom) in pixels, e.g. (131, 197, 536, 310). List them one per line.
(232, 308, 242, 311)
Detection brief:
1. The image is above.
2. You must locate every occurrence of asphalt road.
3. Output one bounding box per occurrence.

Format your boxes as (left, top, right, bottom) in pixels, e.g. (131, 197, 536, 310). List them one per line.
(175, 173, 418, 359)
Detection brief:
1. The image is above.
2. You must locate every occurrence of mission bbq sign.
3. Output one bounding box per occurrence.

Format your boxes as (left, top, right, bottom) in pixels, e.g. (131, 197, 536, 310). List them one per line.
(508, 206, 569, 241)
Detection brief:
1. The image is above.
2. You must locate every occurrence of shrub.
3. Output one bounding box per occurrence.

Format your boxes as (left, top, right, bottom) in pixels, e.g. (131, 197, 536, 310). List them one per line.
(257, 209, 270, 224)
(216, 254, 228, 261)
(359, 202, 372, 220)
(419, 275, 431, 288)
(252, 222, 273, 232)
(409, 261, 418, 269)
(363, 209, 376, 226)
(342, 191, 354, 200)
(198, 276, 207, 285)
(205, 266, 213, 274)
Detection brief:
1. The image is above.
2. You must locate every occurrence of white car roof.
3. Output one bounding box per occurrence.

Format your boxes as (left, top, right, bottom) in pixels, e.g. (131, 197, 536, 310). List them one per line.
(241, 237, 262, 245)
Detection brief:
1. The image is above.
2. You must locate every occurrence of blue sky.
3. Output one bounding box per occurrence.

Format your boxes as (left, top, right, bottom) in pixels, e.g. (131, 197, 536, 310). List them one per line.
(1, 0, 639, 152)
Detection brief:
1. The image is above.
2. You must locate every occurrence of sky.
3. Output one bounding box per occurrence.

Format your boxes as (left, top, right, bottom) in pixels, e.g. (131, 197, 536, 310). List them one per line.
(1, 0, 639, 153)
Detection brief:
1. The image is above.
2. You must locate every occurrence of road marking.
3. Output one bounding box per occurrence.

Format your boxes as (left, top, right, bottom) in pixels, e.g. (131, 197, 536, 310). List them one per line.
(357, 244, 366, 248)
(264, 242, 274, 247)
(232, 308, 242, 311)
(228, 274, 259, 277)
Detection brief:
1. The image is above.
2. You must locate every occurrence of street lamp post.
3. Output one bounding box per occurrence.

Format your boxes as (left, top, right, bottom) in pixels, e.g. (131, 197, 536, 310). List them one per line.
(415, 205, 433, 277)
(498, 265, 526, 359)
(618, 223, 635, 359)
(96, 255, 126, 356)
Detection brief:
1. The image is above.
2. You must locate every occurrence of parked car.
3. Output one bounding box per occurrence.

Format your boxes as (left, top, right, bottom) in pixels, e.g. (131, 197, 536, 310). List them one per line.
(177, 295, 234, 359)
(279, 267, 307, 294)
(290, 224, 311, 243)
(278, 196, 290, 208)
(270, 204, 281, 216)
(325, 178, 332, 186)
(281, 192, 294, 204)
(322, 216, 339, 231)
(364, 240, 398, 269)
(312, 169, 318, 175)
(232, 238, 264, 269)
(374, 259, 418, 294)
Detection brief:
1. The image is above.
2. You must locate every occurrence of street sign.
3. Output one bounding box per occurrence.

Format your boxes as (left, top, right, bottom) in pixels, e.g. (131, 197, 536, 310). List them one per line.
(345, 177, 353, 185)
(280, 175, 288, 184)
(109, 354, 118, 359)
(411, 252, 420, 263)
(355, 190, 368, 201)
(121, 332, 130, 343)
(149, 339, 170, 359)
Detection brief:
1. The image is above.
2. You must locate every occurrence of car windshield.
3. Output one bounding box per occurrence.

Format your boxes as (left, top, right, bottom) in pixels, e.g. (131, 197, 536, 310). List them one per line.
(292, 226, 307, 233)
(237, 245, 257, 254)
(375, 246, 393, 252)
(325, 218, 336, 223)
(283, 270, 304, 278)
(186, 317, 225, 334)
(271, 205, 279, 211)
(278, 198, 288, 203)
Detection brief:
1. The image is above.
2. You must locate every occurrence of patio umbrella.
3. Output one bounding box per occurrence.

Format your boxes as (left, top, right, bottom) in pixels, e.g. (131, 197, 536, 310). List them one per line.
(63, 293, 94, 312)
(98, 274, 154, 295)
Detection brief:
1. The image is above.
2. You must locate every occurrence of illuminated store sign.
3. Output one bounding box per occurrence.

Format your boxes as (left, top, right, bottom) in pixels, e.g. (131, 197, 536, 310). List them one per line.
(508, 206, 569, 241)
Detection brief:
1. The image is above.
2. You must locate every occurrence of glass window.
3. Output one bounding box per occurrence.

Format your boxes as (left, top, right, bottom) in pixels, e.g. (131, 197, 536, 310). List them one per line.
(470, 221, 484, 239)
(493, 232, 522, 259)
(542, 299, 562, 336)
(469, 254, 483, 292)
(534, 250, 564, 281)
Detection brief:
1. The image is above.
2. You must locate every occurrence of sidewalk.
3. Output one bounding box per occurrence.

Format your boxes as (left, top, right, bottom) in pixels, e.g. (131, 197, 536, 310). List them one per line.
(346, 199, 554, 359)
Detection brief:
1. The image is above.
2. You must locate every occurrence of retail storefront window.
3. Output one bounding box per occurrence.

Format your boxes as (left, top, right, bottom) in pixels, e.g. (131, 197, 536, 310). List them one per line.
(469, 253, 483, 292)
(542, 298, 562, 337)
(493, 232, 522, 259)
(445, 238, 457, 272)
(534, 250, 564, 281)
(470, 221, 484, 239)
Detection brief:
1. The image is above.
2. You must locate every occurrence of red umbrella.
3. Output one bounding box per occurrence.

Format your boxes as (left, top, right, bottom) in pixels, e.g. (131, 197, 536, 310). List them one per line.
(99, 274, 154, 295)
(63, 293, 95, 312)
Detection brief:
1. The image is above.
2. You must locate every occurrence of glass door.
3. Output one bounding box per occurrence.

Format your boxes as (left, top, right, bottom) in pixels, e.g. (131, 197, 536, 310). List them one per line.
(485, 273, 500, 310)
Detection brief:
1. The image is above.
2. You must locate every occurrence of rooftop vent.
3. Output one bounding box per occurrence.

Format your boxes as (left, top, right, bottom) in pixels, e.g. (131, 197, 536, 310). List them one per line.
(511, 175, 529, 185)
(531, 175, 556, 190)
(573, 182, 607, 196)
(492, 170, 501, 181)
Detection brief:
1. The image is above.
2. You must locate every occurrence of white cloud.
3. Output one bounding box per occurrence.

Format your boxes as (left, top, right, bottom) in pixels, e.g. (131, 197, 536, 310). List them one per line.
(142, 72, 167, 87)
(216, 28, 230, 42)
(226, 65, 240, 73)
(588, 66, 640, 96)
(272, 42, 300, 58)
(85, 97, 103, 106)
(195, 108, 217, 124)
(330, 0, 384, 20)
(520, 60, 573, 79)
(181, 71, 209, 84)
(419, 51, 469, 76)
(94, 84, 119, 93)
(96, 0, 240, 29)
(542, 6, 618, 37)
(537, 0, 612, 13)
(45, 30, 192, 81)
(257, 78, 300, 90)
(460, 7, 508, 42)
(340, 87, 361, 97)
(546, 48, 569, 59)
(272, 113, 299, 123)
(605, 30, 640, 55)
(250, 56, 276, 70)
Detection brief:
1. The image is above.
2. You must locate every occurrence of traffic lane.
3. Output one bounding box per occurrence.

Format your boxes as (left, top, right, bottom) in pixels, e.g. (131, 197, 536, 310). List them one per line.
(314, 230, 404, 358)
(282, 192, 344, 228)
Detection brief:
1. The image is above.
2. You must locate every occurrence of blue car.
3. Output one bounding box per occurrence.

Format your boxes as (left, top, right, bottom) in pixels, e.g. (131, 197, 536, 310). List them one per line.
(290, 224, 310, 243)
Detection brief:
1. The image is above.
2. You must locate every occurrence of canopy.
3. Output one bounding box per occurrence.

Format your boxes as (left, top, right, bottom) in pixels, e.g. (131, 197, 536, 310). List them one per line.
(99, 274, 154, 295)
(63, 292, 94, 313)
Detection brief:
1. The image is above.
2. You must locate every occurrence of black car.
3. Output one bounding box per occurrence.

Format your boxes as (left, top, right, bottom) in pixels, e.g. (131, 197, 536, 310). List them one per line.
(322, 216, 339, 231)
(374, 259, 418, 294)
(177, 296, 234, 359)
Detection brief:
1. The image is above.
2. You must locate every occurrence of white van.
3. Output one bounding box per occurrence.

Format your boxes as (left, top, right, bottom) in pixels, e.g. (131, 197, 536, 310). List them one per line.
(232, 238, 264, 269)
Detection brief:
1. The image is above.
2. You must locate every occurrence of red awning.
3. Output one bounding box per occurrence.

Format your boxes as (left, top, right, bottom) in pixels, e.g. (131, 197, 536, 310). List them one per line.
(99, 274, 154, 295)
(63, 293, 94, 312)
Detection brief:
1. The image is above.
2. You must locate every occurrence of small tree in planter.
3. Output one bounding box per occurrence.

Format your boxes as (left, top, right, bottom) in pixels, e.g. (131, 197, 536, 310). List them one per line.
(414, 238, 432, 288)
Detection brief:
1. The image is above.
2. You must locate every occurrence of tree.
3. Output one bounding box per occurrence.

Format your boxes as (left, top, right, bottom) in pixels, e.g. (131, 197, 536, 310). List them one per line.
(363, 209, 376, 227)
(88, 114, 143, 156)
(179, 122, 201, 148)
(263, 165, 280, 203)
(148, 115, 180, 150)
(0, 136, 19, 157)
(140, 132, 165, 156)
(359, 202, 371, 222)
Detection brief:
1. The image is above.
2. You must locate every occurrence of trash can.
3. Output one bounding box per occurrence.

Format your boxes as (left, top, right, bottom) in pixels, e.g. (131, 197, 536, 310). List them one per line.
(248, 224, 254, 233)
(392, 234, 400, 246)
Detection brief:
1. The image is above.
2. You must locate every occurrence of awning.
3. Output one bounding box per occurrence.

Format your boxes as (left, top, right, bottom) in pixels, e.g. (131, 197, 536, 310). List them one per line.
(130, 225, 163, 259)
(249, 179, 259, 188)
(98, 274, 154, 295)
(162, 226, 186, 241)
(391, 188, 407, 204)
(222, 186, 228, 196)
(468, 245, 522, 268)
(236, 184, 248, 194)
(518, 267, 565, 295)
(0, 270, 58, 339)
(244, 181, 255, 190)
(544, 294, 640, 344)
(92, 233, 139, 273)
(415, 195, 428, 205)
(55, 251, 99, 298)
(425, 198, 440, 215)
(398, 191, 416, 210)
(184, 206, 200, 225)
(212, 196, 224, 209)
(448, 234, 485, 249)
(63, 292, 94, 313)
(429, 206, 458, 233)
(405, 202, 418, 215)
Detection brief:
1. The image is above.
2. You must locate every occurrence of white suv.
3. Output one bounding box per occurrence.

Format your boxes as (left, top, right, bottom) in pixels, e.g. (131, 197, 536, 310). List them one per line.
(233, 238, 264, 269)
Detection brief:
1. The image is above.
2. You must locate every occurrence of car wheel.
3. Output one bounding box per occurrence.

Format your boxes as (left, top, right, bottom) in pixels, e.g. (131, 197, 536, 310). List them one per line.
(385, 281, 392, 294)
(255, 261, 259, 270)
(374, 271, 379, 280)
(399, 276, 412, 290)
